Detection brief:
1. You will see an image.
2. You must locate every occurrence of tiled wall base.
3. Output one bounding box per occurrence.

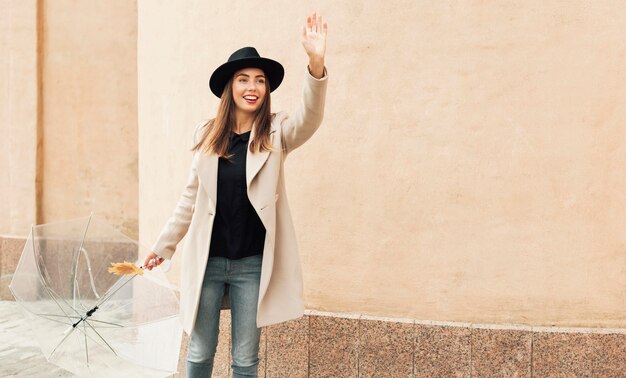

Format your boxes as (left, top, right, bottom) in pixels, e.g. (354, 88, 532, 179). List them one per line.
(0, 237, 26, 300)
(182, 312, 624, 378)
(2, 237, 625, 377)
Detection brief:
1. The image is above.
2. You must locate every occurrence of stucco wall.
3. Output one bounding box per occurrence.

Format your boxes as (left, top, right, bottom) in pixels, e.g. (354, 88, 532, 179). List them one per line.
(1, 0, 138, 237)
(0, 0, 38, 235)
(139, 1, 625, 327)
(39, 0, 138, 236)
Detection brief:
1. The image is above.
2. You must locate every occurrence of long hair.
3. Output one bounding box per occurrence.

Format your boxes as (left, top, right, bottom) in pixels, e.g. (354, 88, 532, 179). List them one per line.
(192, 76, 273, 157)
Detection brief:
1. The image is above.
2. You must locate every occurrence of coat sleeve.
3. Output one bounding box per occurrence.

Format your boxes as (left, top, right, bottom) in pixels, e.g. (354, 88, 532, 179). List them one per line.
(150, 122, 206, 259)
(281, 67, 328, 155)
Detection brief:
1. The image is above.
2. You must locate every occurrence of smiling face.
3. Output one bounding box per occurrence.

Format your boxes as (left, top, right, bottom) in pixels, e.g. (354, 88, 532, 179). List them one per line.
(231, 67, 267, 114)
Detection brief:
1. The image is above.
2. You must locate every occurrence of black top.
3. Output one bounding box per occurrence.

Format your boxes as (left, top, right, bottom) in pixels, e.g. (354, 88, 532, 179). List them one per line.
(209, 130, 266, 259)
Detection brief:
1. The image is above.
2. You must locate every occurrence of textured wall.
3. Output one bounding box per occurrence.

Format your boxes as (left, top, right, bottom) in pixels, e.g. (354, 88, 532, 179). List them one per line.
(0, 0, 38, 235)
(1, 0, 138, 238)
(139, 1, 626, 327)
(39, 0, 138, 236)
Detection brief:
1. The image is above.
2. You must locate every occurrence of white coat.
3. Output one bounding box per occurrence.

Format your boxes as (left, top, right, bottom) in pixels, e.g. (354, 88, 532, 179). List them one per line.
(152, 69, 328, 334)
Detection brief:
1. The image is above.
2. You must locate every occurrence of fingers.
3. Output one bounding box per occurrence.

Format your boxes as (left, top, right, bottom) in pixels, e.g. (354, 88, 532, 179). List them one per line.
(142, 255, 153, 270)
(147, 257, 158, 270)
(316, 14, 322, 34)
(305, 12, 327, 34)
(303, 11, 328, 58)
(143, 253, 164, 271)
(150, 256, 163, 269)
(307, 12, 317, 32)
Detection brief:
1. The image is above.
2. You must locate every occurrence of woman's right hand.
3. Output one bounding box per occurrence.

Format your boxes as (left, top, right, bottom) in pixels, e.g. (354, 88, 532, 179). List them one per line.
(143, 252, 165, 271)
(302, 11, 327, 79)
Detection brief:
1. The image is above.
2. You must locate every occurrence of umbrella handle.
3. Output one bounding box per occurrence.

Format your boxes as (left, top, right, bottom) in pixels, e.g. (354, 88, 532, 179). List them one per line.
(71, 306, 99, 328)
(142, 257, 171, 273)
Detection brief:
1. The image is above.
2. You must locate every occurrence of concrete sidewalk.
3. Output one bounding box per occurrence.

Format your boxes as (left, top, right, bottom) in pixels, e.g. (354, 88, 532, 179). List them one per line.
(0, 301, 184, 377)
(0, 301, 74, 377)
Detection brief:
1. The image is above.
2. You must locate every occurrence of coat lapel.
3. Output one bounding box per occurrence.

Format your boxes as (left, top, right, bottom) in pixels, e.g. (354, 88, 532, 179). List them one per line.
(197, 124, 276, 205)
(196, 152, 218, 209)
(246, 126, 274, 187)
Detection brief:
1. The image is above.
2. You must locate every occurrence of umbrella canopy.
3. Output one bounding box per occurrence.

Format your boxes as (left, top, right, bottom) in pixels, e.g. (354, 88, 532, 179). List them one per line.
(8, 215, 182, 377)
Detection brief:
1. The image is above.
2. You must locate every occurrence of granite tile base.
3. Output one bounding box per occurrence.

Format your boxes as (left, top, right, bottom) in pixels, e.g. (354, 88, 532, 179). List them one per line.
(471, 328, 532, 377)
(359, 317, 414, 377)
(591, 333, 626, 377)
(415, 324, 471, 377)
(310, 314, 359, 377)
(157, 313, 626, 378)
(533, 332, 595, 376)
(266, 316, 309, 378)
(0, 237, 26, 300)
(259, 327, 267, 378)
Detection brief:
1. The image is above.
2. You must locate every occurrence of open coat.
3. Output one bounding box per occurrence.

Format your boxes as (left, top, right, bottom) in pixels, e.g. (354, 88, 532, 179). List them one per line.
(152, 69, 328, 334)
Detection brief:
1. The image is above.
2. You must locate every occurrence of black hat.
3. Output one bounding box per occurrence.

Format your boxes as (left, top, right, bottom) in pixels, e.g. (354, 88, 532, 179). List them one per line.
(209, 47, 284, 98)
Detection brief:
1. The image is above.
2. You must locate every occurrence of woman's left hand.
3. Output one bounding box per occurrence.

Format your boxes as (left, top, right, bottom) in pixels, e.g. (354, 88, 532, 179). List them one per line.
(143, 251, 165, 271)
(302, 12, 327, 78)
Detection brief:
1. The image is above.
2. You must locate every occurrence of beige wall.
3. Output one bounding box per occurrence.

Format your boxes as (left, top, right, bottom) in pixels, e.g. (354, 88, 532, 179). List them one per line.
(6, 0, 620, 330)
(139, 1, 626, 328)
(40, 0, 138, 236)
(0, 0, 138, 237)
(1, 1, 139, 237)
(0, 0, 38, 235)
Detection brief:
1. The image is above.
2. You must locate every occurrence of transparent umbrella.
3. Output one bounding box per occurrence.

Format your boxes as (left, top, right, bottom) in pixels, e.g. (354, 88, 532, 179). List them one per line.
(8, 215, 182, 377)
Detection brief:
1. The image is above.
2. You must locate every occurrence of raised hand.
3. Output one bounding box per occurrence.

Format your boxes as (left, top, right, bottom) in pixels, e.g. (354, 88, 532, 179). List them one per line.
(301, 12, 327, 79)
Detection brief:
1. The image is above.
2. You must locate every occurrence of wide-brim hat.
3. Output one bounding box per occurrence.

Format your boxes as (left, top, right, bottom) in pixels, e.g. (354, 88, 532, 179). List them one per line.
(209, 46, 284, 98)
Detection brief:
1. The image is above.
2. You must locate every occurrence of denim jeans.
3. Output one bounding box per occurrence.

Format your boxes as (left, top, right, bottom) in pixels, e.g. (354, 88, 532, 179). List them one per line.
(186, 254, 262, 378)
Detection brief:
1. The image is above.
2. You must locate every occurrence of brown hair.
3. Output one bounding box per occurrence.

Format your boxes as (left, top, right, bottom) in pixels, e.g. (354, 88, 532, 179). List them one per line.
(192, 75, 273, 157)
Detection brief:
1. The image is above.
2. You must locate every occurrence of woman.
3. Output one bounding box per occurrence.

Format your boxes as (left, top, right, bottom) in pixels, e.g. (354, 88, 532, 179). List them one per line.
(143, 12, 328, 377)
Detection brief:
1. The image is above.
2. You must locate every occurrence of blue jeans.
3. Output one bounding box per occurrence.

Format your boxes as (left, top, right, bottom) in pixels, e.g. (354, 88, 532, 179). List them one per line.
(186, 254, 262, 378)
